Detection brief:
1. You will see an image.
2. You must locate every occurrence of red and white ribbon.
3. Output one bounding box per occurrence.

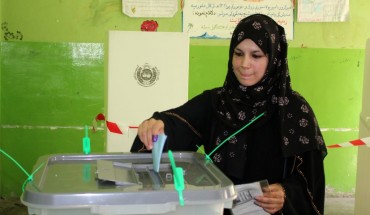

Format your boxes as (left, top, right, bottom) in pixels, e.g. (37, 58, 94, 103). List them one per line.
(92, 113, 138, 134)
(92, 114, 370, 149)
(327, 137, 370, 148)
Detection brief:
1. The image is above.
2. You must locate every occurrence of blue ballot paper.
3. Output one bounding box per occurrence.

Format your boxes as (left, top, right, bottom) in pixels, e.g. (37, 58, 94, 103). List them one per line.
(152, 134, 167, 173)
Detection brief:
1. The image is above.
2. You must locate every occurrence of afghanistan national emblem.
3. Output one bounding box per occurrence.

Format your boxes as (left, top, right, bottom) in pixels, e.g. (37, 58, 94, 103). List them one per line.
(134, 63, 159, 87)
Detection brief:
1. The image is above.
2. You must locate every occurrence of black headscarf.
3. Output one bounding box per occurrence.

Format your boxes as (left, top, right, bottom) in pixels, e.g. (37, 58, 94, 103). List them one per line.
(210, 14, 327, 177)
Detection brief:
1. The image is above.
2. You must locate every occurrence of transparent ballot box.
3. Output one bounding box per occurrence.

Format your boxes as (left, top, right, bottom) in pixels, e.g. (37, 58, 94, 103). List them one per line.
(21, 152, 236, 215)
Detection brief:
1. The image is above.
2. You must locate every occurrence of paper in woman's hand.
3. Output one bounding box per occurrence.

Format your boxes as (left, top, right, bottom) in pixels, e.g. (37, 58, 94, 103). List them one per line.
(231, 180, 270, 215)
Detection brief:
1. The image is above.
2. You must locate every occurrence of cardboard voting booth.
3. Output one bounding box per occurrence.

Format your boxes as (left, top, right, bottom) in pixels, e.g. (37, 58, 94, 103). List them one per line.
(106, 31, 189, 152)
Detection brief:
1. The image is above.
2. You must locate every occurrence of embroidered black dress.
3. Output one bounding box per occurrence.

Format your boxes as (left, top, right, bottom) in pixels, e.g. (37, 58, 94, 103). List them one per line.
(131, 89, 326, 215)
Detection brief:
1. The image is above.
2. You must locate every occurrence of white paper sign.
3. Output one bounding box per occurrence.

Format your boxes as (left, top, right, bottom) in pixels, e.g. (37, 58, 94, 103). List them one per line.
(183, 0, 294, 40)
(107, 31, 189, 152)
(297, 0, 350, 22)
(122, 0, 178, 17)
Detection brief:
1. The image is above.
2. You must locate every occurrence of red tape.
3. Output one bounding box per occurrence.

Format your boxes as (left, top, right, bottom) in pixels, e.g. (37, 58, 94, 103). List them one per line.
(93, 113, 137, 134)
(106, 121, 123, 134)
(327, 137, 370, 148)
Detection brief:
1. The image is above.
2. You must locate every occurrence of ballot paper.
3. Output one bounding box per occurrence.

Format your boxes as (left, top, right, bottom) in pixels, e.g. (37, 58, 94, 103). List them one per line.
(152, 134, 167, 173)
(231, 180, 270, 215)
(96, 160, 139, 186)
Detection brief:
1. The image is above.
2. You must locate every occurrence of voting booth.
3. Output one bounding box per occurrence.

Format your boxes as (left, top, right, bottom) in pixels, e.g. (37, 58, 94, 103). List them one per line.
(106, 31, 189, 152)
(354, 39, 370, 214)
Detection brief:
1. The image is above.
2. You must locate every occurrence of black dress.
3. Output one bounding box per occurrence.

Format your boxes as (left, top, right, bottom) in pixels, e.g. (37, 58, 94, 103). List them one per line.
(131, 89, 325, 215)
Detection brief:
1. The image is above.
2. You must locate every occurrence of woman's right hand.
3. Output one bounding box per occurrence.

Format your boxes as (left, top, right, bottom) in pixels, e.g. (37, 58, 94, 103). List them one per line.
(137, 118, 165, 150)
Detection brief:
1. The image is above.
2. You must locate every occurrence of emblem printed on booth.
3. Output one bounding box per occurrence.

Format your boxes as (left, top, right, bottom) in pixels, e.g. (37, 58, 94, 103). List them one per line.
(134, 63, 160, 87)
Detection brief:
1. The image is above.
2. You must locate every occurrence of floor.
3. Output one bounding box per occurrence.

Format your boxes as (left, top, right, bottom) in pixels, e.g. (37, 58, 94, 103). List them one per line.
(325, 197, 355, 215)
(0, 197, 28, 215)
(0, 196, 355, 215)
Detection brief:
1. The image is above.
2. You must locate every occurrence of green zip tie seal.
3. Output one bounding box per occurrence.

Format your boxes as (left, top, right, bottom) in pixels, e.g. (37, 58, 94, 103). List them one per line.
(0, 148, 44, 192)
(83, 125, 91, 155)
(197, 112, 265, 161)
(168, 150, 185, 206)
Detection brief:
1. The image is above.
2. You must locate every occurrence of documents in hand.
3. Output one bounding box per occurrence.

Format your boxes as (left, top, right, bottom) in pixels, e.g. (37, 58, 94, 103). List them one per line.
(231, 180, 270, 215)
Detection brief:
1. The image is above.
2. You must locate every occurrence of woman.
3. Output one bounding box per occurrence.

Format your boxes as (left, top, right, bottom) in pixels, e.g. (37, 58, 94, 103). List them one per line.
(131, 14, 327, 215)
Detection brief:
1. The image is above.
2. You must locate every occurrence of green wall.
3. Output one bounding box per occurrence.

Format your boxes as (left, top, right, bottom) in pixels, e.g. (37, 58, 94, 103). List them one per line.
(0, 0, 369, 197)
(0, 1, 2, 197)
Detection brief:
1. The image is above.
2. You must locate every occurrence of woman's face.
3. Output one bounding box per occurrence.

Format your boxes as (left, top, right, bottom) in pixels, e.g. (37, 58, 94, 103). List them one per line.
(232, 39, 268, 87)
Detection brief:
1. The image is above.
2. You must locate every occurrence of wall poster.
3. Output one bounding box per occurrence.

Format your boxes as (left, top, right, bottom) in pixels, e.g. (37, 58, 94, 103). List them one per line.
(182, 0, 294, 40)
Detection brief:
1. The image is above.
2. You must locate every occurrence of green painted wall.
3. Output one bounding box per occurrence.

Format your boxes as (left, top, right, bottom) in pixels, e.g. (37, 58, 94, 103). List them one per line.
(0, 0, 369, 197)
(0, 1, 2, 197)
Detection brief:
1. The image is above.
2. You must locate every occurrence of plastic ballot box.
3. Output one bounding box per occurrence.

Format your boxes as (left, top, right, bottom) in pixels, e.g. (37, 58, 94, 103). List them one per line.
(21, 152, 236, 215)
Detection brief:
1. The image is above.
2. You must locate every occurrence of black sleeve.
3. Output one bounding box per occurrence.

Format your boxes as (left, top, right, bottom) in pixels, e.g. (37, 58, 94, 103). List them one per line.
(130, 90, 215, 152)
(281, 150, 325, 215)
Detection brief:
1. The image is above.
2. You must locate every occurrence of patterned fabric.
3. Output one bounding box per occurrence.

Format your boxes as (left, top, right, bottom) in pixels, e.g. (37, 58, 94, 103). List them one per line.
(210, 14, 327, 177)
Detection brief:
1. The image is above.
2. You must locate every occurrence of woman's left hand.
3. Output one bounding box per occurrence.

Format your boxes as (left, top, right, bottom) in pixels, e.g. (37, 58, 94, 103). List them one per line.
(254, 183, 286, 214)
